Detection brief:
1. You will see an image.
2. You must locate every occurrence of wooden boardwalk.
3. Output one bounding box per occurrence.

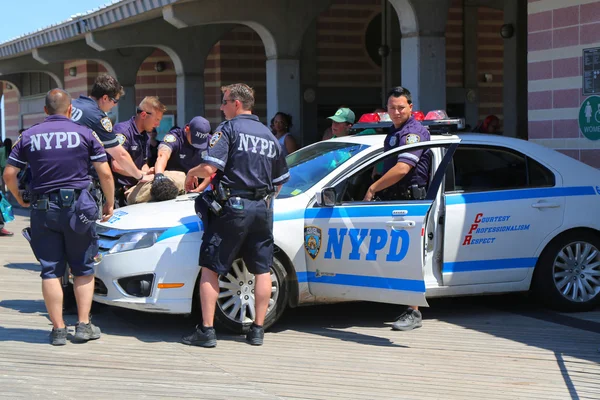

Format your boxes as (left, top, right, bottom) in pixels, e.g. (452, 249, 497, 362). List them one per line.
(1, 211, 599, 400)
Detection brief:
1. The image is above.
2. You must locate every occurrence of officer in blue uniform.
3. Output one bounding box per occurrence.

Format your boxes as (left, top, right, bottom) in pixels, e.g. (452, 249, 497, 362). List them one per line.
(364, 86, 430, 332)
(71, 74, 152, 183)
(153, 116, 212, 192)
(182, 83, 289, 348)
(110, 96, 166, 206)
(2, 89, 115, 346)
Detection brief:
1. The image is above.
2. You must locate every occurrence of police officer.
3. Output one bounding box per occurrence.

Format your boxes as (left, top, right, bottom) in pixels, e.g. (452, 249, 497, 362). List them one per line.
(2, 89, 115, 345)
(364, 86, 430, 332)
(154, 116, 212, 192)
(110, 96, 166, 206)
(71, 74, 152, 183)
(181, 83, 289, 347)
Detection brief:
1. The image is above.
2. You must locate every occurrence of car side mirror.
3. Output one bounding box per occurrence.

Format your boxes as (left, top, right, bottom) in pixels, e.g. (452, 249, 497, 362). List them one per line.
(316, 187, 336, 207)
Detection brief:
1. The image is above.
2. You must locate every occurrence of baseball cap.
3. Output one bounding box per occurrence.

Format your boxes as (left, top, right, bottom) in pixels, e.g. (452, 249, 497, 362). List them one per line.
(188, 116, 212, 150)
(328, 108, 355, 124)
(69, 190, 99, 234)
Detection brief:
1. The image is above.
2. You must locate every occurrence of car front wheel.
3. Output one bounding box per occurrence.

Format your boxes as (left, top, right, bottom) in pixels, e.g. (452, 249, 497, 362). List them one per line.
(533, 231, 600, 311)
(211, 254, 288, 334)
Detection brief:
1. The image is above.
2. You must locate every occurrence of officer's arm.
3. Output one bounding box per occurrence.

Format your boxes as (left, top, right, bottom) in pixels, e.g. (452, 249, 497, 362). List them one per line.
(188, 163, 217, 179)
(367, 162, 413, 195)
(105, 146, 147, 181)
(2, 165, 28, 207)
(92, 161, 115, 209)
(153, 146, 172, 175)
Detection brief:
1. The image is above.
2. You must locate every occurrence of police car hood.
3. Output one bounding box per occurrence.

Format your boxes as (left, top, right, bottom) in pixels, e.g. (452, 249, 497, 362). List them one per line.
(95, 193, 311, 231)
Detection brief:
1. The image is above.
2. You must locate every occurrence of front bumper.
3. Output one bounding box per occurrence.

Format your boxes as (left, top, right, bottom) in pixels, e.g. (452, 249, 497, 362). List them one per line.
(93, 238, 201, 314)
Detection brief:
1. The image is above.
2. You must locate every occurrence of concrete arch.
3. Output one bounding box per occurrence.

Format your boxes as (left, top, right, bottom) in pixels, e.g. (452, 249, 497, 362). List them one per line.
(387, 0, 418, 35)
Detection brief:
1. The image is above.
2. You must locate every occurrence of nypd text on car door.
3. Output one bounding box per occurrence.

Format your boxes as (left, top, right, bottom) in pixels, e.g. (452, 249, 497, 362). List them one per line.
(302, 140, 459, 306)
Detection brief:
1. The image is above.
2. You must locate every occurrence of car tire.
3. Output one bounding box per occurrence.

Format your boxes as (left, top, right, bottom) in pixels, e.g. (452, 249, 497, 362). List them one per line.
(532, 230, 600, 312)
(195, 254, 289, 334)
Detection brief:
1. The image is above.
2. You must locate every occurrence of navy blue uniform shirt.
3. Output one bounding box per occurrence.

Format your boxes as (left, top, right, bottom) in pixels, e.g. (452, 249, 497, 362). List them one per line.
(160, 127, 204, 173)
(383, 116, 431, 187)
(111, 117, 149, 187)
(7, 115, 107, 194)
(204, 114, 289, 191)
(71, 96, 118, 149)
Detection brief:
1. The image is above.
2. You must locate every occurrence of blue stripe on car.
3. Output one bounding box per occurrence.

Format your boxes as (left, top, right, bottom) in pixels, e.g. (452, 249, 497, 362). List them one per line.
(443, 257, 538, 273)
(156, 186, 596, 240)
(296, 272, 426, 293)
(446, 186, 596, 206)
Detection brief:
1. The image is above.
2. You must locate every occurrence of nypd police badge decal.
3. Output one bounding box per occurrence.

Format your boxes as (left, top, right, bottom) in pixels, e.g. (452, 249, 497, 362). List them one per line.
(304, 226, 322, 260)
(209, 131, 222, 148)
(100, 117, 113, 133)
(406, 133, 420, 144)
(116, 134, 126, 145)
(163, 134, 177, 143)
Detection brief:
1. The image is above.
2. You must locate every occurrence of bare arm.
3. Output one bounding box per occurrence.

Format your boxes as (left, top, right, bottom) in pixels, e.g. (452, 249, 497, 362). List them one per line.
(185, 164, 217, 192)
(106, 145, 146, 181)
(153, 147, 172, 175)
(2, 165, 28, 207)
(285, 135, 298, 155)
(92, 161, 115, 221)
(364, 162, 412, 201)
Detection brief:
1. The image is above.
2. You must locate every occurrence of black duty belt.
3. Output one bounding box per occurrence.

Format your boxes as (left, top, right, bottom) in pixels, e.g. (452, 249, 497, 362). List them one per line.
(228, 188, 272, 201)
(32, 189, 82, 208)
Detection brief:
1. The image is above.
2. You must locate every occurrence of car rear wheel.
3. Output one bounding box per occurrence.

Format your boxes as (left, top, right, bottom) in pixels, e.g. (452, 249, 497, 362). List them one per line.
(211, 254, 288, 334)
(532, 231, 600, 311)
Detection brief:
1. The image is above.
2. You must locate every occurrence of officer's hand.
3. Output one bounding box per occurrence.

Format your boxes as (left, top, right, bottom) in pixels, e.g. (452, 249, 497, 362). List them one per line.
(146, 167, 155, 175)
(101, 203, 114, 222)
(363, 187, 376, 202)
(185, 174, 198, 192)
(139, 173, 154, 183)
(18, 199, 30, 208)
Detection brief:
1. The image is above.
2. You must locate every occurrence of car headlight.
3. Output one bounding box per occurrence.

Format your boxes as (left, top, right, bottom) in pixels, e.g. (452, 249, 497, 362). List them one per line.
(108, 230, 166, 254)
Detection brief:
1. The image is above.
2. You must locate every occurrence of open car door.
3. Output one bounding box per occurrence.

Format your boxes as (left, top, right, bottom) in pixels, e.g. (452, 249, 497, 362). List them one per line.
(302, 140, 459, 307)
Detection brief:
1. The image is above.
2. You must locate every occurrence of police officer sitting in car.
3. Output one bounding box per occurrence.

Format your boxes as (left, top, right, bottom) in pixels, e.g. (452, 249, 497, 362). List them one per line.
(363, 86, 430, 332)
(154, 116, 213, 193)
(71, 74, 153, 184)
(181, 83, 290, 348)
(2, 89, 115, 346)
(110, 96, 166, 206)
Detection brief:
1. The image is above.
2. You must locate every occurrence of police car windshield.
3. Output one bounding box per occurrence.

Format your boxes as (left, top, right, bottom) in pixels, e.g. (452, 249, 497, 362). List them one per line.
(278, 141, 370, 198)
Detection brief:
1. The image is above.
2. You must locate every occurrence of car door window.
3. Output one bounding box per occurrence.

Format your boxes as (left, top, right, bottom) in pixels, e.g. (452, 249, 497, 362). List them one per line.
(445, 146, 555, 193)
(334, 144, 446, 203)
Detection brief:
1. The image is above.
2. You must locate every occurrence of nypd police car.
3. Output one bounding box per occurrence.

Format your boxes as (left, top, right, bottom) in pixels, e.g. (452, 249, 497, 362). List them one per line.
(93, 112, 600, 333)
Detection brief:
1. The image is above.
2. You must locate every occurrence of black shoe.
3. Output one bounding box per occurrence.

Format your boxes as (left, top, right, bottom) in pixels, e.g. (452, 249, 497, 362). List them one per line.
(391, 308, 423, 331)
(50, 327, 67, 346)
(72, 321, 101, 343)
(181, 325, 217, 348)
(246, 324, 264, 346)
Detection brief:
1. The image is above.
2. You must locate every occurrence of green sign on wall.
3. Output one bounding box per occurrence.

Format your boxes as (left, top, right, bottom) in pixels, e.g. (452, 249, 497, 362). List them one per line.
(580, 95, 600, 141)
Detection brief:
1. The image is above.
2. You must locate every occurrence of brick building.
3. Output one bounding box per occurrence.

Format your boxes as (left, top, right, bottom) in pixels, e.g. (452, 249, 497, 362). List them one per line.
(528, 0, 600, 168)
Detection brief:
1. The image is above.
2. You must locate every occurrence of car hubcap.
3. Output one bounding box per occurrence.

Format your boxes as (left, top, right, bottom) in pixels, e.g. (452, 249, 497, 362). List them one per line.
(217, 259, 279, 324)
(553, 241, 600, 303)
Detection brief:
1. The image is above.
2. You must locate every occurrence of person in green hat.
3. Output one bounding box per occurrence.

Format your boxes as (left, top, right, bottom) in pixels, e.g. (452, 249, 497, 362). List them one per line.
(327, 107, 355, 138)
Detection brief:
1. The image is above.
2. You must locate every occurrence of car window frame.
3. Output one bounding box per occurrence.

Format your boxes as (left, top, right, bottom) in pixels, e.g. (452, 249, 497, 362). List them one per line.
(444, 144, 557, 194)
(322, 139, 460, 206)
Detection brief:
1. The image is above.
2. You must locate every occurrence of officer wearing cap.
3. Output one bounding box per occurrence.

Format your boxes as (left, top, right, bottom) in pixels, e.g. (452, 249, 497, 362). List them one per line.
(363, 86, 431, 332)
(327, 107, 355, 138)
(154, 116, 212, 193)
(110, 96, 166, 206)
(2, 89, 115, 346)
(181, 83, 289, 348)
(71, 74, 152, 184)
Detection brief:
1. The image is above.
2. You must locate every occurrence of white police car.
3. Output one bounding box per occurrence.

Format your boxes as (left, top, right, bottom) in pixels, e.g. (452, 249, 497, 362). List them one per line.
(94, 111, 600, 333)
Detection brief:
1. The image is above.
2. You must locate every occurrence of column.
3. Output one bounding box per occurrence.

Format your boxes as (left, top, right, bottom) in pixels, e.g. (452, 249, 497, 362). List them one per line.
(266, 59, 301, 137)
(176, 73, 205, 127)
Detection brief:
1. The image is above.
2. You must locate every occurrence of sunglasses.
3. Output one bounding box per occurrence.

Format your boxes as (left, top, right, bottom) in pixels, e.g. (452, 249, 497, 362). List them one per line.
(109, 97, 119, 104)
(222, 98, 235, 105)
